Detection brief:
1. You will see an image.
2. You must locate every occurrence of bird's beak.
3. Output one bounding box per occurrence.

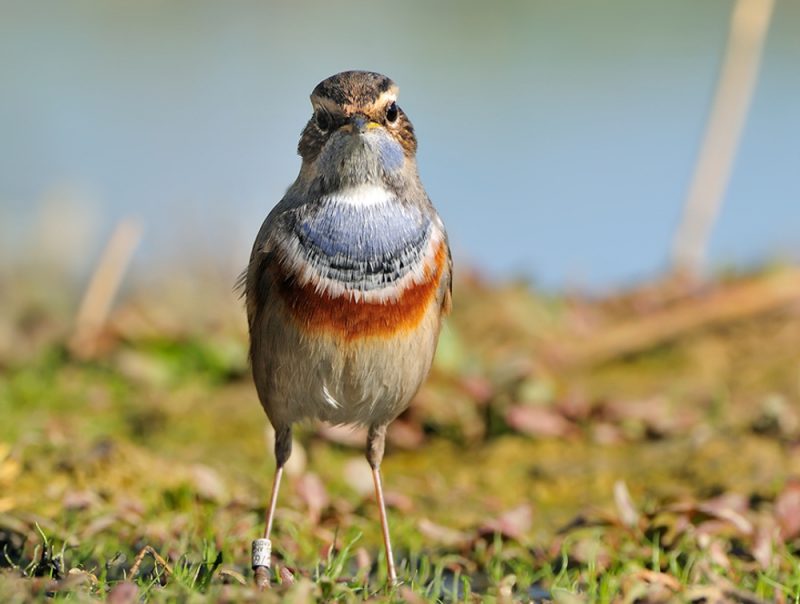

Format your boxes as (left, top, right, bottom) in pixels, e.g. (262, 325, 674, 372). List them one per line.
(340, 114, 382, 134)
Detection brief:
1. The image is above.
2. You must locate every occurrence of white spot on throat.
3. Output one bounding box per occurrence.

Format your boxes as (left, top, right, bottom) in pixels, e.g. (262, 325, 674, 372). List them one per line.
(322, 183, 394, 207)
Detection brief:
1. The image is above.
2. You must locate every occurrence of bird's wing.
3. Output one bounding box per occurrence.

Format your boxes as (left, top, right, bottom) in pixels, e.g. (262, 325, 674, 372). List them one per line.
(436, 230, 453, 317)
(238, 209, 283, 363)
(244, 249, 274, 332)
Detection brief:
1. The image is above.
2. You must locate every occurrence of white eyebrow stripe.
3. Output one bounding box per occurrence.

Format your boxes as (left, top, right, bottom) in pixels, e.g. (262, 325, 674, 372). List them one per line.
(310, 88, 399, 115)
(375, 90, 398, 106)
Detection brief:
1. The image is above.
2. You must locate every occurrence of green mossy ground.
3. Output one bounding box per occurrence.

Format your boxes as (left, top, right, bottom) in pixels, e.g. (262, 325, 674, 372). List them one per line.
(2, 269, 800, 602)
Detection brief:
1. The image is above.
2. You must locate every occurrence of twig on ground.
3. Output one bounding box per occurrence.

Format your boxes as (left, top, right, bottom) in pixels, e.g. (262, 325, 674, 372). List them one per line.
(551, 268, 800, 367)
(128, 545, 173, 579)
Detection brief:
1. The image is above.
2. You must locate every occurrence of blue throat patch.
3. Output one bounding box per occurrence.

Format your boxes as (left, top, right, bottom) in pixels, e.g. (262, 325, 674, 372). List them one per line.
(292, 195, 432, 289)
(376, 137, 405, 172)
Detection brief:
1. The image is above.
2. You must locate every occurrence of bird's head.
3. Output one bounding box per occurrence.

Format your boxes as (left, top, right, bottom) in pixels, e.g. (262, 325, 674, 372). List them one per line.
(298, 71, 418, 190)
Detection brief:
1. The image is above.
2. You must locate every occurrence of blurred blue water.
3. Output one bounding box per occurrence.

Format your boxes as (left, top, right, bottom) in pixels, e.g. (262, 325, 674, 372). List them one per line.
(1, 1, 798, 290)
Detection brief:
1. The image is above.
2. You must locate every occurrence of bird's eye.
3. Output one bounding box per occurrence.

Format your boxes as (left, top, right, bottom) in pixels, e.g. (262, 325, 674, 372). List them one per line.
(386, 101, 399, 124)
(315, 109, 331, 132)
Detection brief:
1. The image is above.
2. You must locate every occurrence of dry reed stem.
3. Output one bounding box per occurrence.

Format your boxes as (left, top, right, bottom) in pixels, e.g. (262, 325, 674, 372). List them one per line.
(672, 0, 775, 276)
(69, 219, 142, 358)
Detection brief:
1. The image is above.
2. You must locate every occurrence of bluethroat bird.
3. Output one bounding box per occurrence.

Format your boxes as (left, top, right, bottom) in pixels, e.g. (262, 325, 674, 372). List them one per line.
(242, 71, 452, 587)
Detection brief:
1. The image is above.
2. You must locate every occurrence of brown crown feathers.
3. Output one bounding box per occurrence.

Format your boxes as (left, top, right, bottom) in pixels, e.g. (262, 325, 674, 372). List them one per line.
(298, 70, 417, 161)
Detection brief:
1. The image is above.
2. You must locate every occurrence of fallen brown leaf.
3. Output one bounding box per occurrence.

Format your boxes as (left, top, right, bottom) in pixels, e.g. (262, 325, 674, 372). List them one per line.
(296, 472, 329, 525)
(752, 520, 778, 570)
(505, 405, 574, 438)
(613, 480, 640, 528)
(342, 458, 372, 496)
(481, 504, 533, 540)
(775, 480, 800, 540)
(417, 518, 471, 548)
(107, 581, 139, 604)
(387, 420, 424, 449)
(191, 464, 229, 503)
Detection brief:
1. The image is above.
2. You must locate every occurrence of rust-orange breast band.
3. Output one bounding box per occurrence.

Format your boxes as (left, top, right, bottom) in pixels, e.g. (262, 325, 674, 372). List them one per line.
(273, 241, 448, 342)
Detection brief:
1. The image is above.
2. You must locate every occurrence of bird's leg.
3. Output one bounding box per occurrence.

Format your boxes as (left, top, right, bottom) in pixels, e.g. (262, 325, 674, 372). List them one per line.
(366, 423, 397, 586)
(253, 425, 292, 590)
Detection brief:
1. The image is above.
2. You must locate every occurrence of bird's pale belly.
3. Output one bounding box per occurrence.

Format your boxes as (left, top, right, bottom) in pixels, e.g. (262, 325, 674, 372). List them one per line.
(254, 289, 442, 426)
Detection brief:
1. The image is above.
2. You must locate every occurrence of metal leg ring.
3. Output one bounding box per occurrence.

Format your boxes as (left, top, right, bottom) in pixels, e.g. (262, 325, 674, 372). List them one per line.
(252, 538, 272, 569)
